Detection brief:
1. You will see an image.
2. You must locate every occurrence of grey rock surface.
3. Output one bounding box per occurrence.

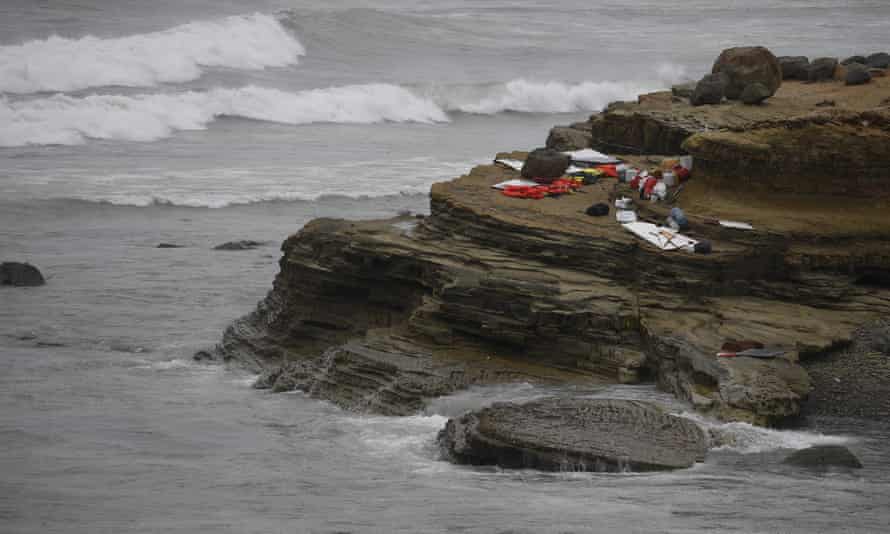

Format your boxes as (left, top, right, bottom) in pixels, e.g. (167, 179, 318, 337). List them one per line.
(784, 445, 863, 469)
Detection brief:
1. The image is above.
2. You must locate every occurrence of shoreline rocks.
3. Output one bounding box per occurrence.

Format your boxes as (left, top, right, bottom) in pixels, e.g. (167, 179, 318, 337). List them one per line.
(438, 398, 708, 472)
(1, 262, 45, 287)
(784, 445, 863, 469)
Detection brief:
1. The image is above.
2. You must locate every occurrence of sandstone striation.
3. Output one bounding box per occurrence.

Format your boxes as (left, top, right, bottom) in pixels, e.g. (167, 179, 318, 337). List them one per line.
(211, 66, 890, 428)
(438, 398, 708, 472)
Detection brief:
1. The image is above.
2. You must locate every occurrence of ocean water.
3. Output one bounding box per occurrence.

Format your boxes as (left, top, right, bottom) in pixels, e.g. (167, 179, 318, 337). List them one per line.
(2, 1, 890, 532)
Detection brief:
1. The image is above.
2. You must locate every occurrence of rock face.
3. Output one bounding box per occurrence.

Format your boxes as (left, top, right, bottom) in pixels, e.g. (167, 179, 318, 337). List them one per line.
(671, 82, 696, 99)
(438, 399, 708, 472)
(808, 57, 838, 81)
(778, 56, 809, 80)
(842, 55, 866, 66)
(740, 82, 772, 105)
(712, 46, 782, 100)
(1, 262, 45, 287)
(846, 64, 872, 85)
(520, 148, 570, 180)
(545, 123, 592, 152)
(691, 73, 727, 106)
(784, 445, 863, 469)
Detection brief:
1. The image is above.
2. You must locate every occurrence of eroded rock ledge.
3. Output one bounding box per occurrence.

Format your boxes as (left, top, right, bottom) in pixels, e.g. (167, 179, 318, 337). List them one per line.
(210, 78, 890, 426)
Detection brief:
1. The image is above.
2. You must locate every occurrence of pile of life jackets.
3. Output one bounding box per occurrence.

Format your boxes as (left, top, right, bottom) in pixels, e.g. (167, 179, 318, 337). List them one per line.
(501, 178, 583, 199)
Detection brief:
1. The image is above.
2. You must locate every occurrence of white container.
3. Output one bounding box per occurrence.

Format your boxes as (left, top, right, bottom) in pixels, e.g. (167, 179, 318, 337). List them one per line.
(663, 171, 676, 187)
(615, 197, 633, 209)
(653, 181, 667, 201)
(623, 167, 638, 183)
(616, 210, 637, 223)
(679, 155, 693, 170)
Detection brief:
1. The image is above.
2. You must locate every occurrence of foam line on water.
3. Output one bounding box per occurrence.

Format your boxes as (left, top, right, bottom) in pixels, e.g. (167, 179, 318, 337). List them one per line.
(0, 13, 305, 94)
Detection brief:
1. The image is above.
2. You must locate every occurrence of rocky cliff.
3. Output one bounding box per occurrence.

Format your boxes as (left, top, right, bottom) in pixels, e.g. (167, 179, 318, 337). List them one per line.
(210, 78, 890, 427)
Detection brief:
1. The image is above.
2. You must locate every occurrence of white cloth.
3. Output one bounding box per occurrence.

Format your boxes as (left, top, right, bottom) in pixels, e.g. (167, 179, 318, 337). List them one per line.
(622, 221, 697, 251)
(563, 148, 620, 164)
(491, 179, 538, 190)
(719, 220, 754, 231)
(493, 158, 524, 171)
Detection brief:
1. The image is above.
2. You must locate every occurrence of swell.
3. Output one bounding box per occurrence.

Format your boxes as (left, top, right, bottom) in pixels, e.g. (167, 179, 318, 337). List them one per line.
(0, 13, 305, 94)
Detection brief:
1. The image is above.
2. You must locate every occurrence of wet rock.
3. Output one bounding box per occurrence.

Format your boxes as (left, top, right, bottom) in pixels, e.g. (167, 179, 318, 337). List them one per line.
(156, 243, 184, 249)
(845, 64, 872, 86)
(192, 350, 216, 362)
(778, 56, 810, 80)
(213, 240, 268, 251)
(712, 46, 782, 100)
(671, 82, 697, 99)
(807, 57, 838, 82)
(784, 445, 863, 469)
(1, 262, 45, 287)
(691, 73, 727, 106)
(866, 52, 890, 69)
(740, 82, 772, 105)
(841, 55, 867, 66)
(545, 124, 592, 151)
(438, 398, 708, 472)
(520, 148, 570, 181)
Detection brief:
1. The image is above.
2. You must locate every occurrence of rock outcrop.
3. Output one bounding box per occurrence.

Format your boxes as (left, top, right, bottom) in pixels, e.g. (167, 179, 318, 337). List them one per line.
(211, 69, 890, 428)
(213, 240, 268, 251)
(545, 123, 592, 151)
(520, 148, 569, 180)
(778, 56, 809, 80)
(784, 445, 863, 469)
(740, 82, 771, 105)
(438, 398, 708, 472)
(808, 57, 838, 82)
(1, 262, 45, 287)
(691, 73, 727, 106)
(712, 46, 782, 99)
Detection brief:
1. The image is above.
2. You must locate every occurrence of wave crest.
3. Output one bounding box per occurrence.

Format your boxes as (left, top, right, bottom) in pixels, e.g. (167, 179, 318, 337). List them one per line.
(0, 13, 305, 94)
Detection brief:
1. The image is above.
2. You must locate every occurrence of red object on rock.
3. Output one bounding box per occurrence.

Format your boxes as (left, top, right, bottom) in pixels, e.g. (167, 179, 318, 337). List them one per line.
(643, 177, 658, 197)
(673, 165, 691, 182)
(596, 164, 618, 178)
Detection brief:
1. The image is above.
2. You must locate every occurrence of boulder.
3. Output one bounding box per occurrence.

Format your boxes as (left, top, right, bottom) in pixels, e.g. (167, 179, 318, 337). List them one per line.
(213, 240, 267, 251)
(671, 82, 697, 99)
(520, 148, 570, 181)
(808, 57, 838, 82)
(870, 68, 887, 78)
(740, 82, 772, 105)
(845, 64, 872, 86)
(866, 52, 890, 69)
(438, 398, 708, 472)
(783, 445, 863, 469)
(778, 56, 810, 80)
(841, 55, 867, 66)
(690, 73, 728, 106)
(1, 262, 45, 287)
(712, 46, 782, 99)
(545, 126, 592, 152)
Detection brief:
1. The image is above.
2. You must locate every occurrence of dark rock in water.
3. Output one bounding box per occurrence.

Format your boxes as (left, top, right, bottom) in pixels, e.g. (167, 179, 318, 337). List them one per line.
(545, 125, 592, 152)
(712, 46, 782, 99)
(807, 57, 838, 82)
(778, 56, 809, 80)
(438, 398, 708, 472)
(845, 64, 872, 86)
(1, 262, 45, 287)
(671, 82, 697, 99)
(156, 243, 184, 249)
(213, 240, 268, 251)
(784, 445, 863, 469)
(740, 82, 772, 105)
(520, 148, 570, 181)
(841, 55, 867, 66)
(866, 52, 890, 69)
(691, 73, 728, 106)
(192, 350, 216, 362)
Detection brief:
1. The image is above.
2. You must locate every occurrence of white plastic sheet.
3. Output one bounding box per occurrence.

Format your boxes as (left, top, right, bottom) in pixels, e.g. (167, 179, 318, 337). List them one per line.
(562, 148, 621, 165)
(493, 158, 524, 171)
(491, 179, 538, 190)
(622, 221, 697, 251)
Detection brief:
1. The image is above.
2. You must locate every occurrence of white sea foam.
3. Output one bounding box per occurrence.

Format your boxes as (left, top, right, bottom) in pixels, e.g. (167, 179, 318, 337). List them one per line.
(0, 13, 305, 94)
(0, 84, 449, 147)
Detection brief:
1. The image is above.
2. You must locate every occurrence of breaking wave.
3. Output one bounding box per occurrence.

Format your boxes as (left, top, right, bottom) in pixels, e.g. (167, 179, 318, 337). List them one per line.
(0, 84, 449, 147)
(0, 72, 683, 147)
(0, 13, 305, 94)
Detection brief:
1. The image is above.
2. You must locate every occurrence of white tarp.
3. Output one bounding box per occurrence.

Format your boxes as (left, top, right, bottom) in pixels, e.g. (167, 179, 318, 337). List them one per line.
(491, 178, 538, 190)
(622, 221, 697, 251)
(563, 148, 621, 165)
(719, 220, 754, 231)
(494, 158, 524, 171)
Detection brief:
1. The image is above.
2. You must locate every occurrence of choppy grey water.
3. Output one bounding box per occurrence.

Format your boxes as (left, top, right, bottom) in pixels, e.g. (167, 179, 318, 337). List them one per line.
(2, 1, 890, 532)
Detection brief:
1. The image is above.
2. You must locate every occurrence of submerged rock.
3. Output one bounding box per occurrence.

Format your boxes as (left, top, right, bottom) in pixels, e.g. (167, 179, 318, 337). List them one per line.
(784, 445, 863, 469)
(712, 46, 782, 99)
(156, 243, 184, 249)
(213, 240, 268, 251)
(438, 398, 708, 472)
(1, 262, 45, 287)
